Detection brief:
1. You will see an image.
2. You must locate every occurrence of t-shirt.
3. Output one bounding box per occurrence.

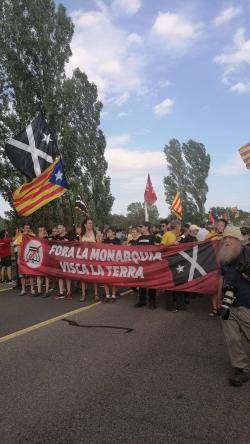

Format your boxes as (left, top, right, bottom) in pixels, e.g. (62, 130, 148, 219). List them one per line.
(103, 237, 121, 245)
(161, 231, 177, 245)
(180, 234, 197, 244)
(137, 234, 156, 246)
(55, 234, 69, 241)
(197, 228, 209, 241)
(0, 237, 12, 258)
(81, 232, 96, 243)
(220, 246, 250, 308)
(128, 239, 138, 246)
(206, 231, 222, 241)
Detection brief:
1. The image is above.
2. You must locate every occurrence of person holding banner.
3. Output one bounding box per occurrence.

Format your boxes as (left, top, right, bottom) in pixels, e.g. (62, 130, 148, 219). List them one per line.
(80, 218, 101, 302)
(134, 222, 157, 309)
(36, 226, 50, 297)
(54, 224, 72, 300)
(14, 224, 35, 296)
(103, 227, 121, 301)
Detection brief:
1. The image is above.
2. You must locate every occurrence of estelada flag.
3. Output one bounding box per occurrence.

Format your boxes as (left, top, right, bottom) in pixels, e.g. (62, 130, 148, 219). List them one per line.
(170, 192, 183, 220)
(13, 158, 68, 216)
(144, 174, 157, 205)
(239, 143, 250, 169)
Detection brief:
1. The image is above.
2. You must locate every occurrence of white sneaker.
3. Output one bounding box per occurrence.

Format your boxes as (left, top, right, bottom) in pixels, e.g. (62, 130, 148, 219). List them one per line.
(106, 294, 111, 299)
(111, 295, 116, 300)
(20, 289, 26, 296)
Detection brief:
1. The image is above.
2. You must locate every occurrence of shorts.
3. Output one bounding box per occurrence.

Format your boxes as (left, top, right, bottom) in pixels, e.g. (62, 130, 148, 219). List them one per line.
(1, 256, 12, 267)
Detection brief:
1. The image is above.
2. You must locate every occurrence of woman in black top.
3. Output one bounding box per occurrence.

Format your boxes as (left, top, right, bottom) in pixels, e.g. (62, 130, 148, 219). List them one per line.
(103, 227, 121, 301)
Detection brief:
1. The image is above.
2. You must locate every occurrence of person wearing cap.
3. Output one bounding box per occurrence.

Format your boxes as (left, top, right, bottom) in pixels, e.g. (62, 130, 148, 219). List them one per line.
(219, 226, 250, 387)
(207, 218, 228, 317)
(180, 224, 199, 243)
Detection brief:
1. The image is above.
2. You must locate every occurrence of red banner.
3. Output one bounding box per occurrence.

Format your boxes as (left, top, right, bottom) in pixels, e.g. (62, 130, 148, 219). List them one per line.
(20, 236, 220, 293)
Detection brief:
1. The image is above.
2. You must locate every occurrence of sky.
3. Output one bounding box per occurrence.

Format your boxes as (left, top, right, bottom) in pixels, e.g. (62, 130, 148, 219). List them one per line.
(1, 0, 250, 218)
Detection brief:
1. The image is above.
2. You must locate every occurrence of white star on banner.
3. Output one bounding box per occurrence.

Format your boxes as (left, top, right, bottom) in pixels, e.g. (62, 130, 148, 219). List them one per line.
(55, 170, 63, 181)
(42, 133, 52, 144)
(176, 264, 184, 274)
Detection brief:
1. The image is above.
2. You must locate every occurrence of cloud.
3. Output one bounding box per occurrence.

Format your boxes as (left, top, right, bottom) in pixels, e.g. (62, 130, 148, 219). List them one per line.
(117, 111, 128, 118)
(213, 5, 242, 27)
(151, 12, 203, 52)
(108, 92, 130, 106)
(107, 133, 131, 147)
(111, 0, 142, 15)
(230, 81, 250, 93)
(127, 33, 143, 45)
(213, 153, 246, 176)
(67, 4, 146, 101)
(153, 98, 174, 116)
(105, 136, 168, 216)
(214, 28, 250, 87)
(106, 147, 165, 171)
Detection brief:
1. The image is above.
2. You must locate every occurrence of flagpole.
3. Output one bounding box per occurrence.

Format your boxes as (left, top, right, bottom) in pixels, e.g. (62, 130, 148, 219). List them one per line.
(48, 121, 76, 233)
(144, 201, 149, 222)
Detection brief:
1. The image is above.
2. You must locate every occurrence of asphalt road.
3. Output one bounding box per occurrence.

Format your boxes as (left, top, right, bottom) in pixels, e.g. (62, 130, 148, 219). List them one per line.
(0, 285, 249, 443)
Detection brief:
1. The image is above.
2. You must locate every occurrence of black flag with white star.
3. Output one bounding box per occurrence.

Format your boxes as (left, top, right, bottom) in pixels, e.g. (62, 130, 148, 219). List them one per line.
(167, 242, 217, 286)
(5, 114, 59, 179)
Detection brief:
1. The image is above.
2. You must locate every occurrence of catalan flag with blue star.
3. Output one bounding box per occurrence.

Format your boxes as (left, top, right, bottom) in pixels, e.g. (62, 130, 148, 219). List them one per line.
(13, 158, 69, 216)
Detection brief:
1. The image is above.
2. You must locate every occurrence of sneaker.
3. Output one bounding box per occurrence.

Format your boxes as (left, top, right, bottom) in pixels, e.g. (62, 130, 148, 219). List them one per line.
(54, 293, 65, 300)
(80, 295, 86, 302)
(19, 289, 27, 296)
(42, 292, 50, 298)
(134, 302, 146, 308)
(36, 292, 43, 297)
(111, 295, 116, 301)
(66, 292, 72, 300)
(229, 368, 249, 387)
(30, 289, 36, 296)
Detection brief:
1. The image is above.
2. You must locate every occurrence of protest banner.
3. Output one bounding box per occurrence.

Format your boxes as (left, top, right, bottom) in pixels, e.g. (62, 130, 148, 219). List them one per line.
(20, 235, 220, 293)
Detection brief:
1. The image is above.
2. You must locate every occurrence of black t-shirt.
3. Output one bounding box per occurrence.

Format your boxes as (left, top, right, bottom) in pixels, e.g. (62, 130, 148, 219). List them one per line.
(180, 234, 197, 243)
(128, 239, 138, 246)
(221, 246, 250, 308)
(137, 234, 156, 246)
(103, 237, 121, 245)
(54, 234, 69, 241)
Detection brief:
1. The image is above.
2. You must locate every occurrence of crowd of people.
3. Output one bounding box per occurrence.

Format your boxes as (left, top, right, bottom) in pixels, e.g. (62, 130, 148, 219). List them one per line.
(0, 217, 249, 309)
(0, 217, 250, 387)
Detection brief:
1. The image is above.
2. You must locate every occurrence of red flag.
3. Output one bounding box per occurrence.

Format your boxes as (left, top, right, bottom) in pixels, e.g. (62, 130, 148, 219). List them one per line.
(209, 209, 215, 224)
(144, 174, 157, 205)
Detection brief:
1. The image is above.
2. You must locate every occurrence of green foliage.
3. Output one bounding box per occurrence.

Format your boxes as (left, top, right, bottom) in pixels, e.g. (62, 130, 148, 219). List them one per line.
(0, 0, 114, 230)
(163, 138, 210, 223)
(126, 202, 160, 226)
(182, 140, 210, 221)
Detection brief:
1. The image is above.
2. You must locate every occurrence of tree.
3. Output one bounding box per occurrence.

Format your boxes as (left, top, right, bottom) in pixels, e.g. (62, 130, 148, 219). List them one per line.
(163, 139, 198, 222)
(60, 69, 114, 228)
(182, 140, 210, 222)
(126, 202, 160, 226)
(0, 0, 114, 230)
